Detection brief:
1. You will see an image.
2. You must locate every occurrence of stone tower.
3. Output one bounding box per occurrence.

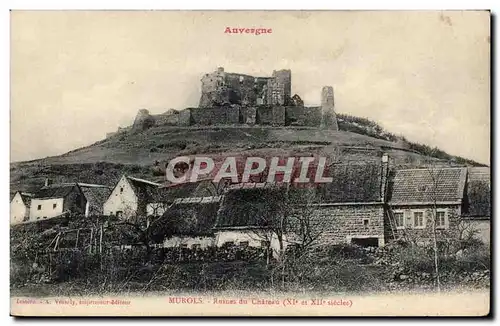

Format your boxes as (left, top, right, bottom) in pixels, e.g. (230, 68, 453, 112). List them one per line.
(320, 86, 339, 130)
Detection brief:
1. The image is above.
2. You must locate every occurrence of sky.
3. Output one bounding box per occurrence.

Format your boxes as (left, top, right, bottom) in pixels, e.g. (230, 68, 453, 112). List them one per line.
(10, 11, 490, 164)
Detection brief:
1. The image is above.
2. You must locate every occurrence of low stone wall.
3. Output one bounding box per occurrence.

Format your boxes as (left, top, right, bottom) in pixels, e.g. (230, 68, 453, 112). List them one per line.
(240, 106, 257, 125)
(256, 106, 286, 126)
(190, 107, 241, 125)
(303, 107, 323, 127)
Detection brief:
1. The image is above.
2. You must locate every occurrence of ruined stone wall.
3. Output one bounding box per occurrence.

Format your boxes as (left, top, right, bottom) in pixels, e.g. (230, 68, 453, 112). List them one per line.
(190, 107, 241, 125)
(199, 68, 228, 108)
(285, 106, 322, 127)
(267, 70, 291, 106)
(240, 106, 257, 125)
(256, 106, 285, 126)
(321, 86, 339, 131)
(132, 109, 156, 131)
(199, 68, 285, 107)
(304, 107, 323, 127)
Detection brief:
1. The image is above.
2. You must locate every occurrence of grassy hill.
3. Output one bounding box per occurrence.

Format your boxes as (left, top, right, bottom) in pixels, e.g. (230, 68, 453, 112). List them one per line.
(10, 115, 486, 196)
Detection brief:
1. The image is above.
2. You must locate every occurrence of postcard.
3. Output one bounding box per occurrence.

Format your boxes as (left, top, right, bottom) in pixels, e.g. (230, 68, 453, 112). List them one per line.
(10, 10, 490, 317)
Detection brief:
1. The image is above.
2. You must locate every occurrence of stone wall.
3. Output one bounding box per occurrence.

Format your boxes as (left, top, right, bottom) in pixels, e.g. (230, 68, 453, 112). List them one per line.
(240, 106, 257, 125)
(306, 204, 386, 246)
(256, 106, 285, 126)
(388, 204, 462, 244)
(190, 107, 241, 125)
(132, 109, 156, 131)
(304, 107, 323, 127)
(178, 109, 192, 126)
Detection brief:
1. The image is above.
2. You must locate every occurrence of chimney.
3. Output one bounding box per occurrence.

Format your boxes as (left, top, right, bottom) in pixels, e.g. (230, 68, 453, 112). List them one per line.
(380, 153, 389, 202)
(44, 178, 52, 187)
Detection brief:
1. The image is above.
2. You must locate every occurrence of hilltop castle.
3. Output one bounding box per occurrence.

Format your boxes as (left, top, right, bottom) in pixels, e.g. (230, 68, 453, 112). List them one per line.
(106, 68, 339, 137)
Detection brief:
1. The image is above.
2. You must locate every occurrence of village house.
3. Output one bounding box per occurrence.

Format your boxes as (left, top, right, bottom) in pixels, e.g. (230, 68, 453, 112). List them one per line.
(10, 191, 33, 225)
(78, 183, 112, 217)
(146, 179, 219, 217)
(29, 182, 87, 222)
(303, 155, 390, 248)
(103, 175, 161, 221)
(213, 182, 290, 253)
(386, 167, 468, 244)
(461, 167, 491, 244)
(149, 195, 222, 248)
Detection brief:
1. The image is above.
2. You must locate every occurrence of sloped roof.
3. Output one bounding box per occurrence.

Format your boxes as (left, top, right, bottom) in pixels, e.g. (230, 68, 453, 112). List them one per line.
(152, 179, 218, 203)
(80, 186, 112, 213)
(34, 184, 82, 200)
(464, 167, 490, 217)
(315, 162, 383, 203)
(149, 201, 220, 241)
(125, 176, 161, 201)
(19, 192, 33, 207)
(215, 185, 287, 229)
(389, 167, 467, 204)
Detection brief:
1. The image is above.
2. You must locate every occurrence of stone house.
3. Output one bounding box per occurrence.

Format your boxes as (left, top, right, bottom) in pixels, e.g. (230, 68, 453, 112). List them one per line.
(301, 158, 389, 247)
(29, 183, 87, 222)
(103, 175, 161, 221)
(10, 191, 33, 225)
(386, 167, 468, 244)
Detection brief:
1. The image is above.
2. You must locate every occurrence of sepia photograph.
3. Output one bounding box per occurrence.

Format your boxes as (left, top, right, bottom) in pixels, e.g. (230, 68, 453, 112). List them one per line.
(9, 10, 491, 316)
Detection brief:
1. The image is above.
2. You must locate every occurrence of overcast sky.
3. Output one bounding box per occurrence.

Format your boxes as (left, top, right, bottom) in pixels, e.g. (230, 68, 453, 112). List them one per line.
(10, 11, 490, 164)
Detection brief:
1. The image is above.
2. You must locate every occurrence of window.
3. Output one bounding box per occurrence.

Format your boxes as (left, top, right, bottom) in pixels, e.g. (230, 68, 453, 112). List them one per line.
(413, 211, 425, 229)
(36, 217, 40, 220)
(436, 211, 447, 229)
(363, 218, 370, 226)
(43, 216, 47, 219)
(394, 212, 405, 229)
(53, 203, 57, 209)
(37, 204, 41, 210)
(120, 187, 124, 194)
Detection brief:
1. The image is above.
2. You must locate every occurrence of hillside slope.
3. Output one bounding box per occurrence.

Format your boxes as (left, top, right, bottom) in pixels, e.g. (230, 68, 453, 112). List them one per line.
(10, 121, 479, 197)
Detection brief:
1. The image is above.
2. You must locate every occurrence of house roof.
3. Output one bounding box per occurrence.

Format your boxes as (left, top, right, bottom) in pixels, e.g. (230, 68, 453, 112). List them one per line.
(148, 201, 220, 241)
(80, 186, 112, 211)
(151, 179, 218, 203)
(464, 167, 490, 217)
(315, 162, 383, 203)
(388, 167, 467, 204)
(125, 176, 161, 201)
(215, 185, 287, 229)
(33, 184, 82, 200)
(20, 193, 33, 207)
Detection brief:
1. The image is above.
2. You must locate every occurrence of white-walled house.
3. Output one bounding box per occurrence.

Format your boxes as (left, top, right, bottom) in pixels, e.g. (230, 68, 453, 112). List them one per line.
(10, 192, 33, 225)
(103, 175, 161, 220)
(29, 184, 87, 221)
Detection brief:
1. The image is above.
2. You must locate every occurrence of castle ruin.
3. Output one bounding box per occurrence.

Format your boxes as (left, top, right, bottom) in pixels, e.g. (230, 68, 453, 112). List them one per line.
(107, 68, 339, 137)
